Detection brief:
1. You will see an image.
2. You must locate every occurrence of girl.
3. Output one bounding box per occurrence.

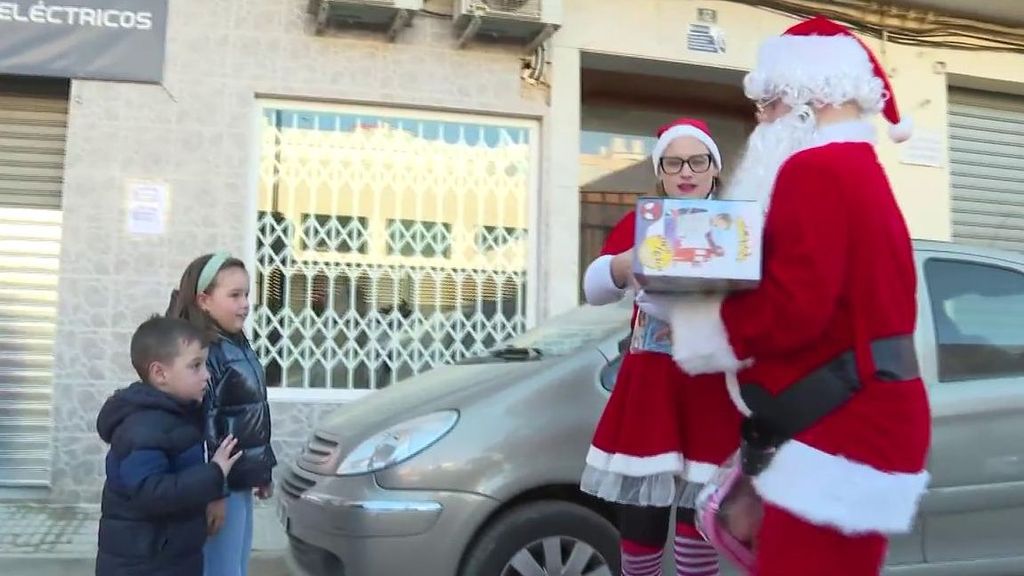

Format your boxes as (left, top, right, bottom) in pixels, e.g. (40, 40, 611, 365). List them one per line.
(167, 252, 277, 576)
(580, 119, 741, 576)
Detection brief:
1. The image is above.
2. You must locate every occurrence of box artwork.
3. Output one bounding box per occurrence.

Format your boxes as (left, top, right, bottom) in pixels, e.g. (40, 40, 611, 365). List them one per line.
(632, 197, 763, 293)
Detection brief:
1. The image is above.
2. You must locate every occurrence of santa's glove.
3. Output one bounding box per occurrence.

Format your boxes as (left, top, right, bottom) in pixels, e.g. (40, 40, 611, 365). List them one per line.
(635, 290, 675, 322)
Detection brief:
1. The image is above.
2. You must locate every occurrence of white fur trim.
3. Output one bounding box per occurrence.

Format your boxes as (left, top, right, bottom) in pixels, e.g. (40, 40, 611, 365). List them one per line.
(685, 460, 721, 484)
(586, 446, 719, 483)
(635, 290, 672, 322)
(583, 255, 624, 306)
(652, 125, 723, 175)
(808, 119, 876, 149)
(758, 34, 872, 81)
(725, 372, 753, 417)
(586, 446, 684, 476)
(753, 441, 930, 535)
(668, 294, 747, 375)
(744, 34, 886, 116)
(889, 115, 913, 143)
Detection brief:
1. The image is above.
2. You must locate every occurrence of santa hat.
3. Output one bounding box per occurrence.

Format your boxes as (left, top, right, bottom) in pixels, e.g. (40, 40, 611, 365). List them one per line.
(748, 16, 913, 143)
(651, 118, 723, 175)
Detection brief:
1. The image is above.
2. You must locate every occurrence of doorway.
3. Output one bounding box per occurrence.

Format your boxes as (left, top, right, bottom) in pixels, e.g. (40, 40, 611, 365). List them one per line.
(0, 75, 69, 489)
(578, 54, 754, 298)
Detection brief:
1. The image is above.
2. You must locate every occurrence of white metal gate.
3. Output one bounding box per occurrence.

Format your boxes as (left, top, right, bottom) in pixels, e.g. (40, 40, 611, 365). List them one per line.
(0, 80, 67, 487)
(949, 88, 1024, 252)
(252, 102, 537, 390)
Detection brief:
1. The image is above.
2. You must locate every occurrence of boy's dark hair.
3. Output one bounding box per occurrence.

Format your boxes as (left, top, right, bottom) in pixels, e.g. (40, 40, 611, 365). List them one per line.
(130, 316, 207, 383)
(165, 253, 247, 340)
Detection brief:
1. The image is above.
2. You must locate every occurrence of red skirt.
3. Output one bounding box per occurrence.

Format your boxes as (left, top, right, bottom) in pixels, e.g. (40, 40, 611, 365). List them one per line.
(581, 350, 741, 507)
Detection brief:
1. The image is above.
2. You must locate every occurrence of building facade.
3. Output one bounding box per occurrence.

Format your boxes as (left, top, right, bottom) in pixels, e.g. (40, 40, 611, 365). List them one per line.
(0, 0, 1022, 503)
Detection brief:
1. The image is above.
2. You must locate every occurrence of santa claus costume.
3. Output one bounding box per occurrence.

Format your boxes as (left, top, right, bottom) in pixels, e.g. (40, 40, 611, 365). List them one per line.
(581, 119, 742, 576)
(664, 17, 932, 576)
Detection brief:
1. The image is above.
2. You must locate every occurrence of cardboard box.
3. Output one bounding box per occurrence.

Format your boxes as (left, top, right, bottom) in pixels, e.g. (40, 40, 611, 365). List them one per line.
(633, 197, 763, 293)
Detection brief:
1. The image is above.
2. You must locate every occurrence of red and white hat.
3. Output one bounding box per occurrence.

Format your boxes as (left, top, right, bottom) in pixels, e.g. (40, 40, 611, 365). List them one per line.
(652, 118, 723, 175)
(745, 16, 913, 143)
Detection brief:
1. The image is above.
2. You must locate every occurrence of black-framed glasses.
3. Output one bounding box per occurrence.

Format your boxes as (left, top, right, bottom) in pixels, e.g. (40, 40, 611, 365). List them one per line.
(659, 154, 713, 175)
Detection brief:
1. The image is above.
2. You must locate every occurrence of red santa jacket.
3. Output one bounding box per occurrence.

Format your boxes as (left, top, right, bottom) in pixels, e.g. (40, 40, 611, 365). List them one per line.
(599, 210, 636, 314)
(602, 211, 635, 259)
(669, 121, 931, 536)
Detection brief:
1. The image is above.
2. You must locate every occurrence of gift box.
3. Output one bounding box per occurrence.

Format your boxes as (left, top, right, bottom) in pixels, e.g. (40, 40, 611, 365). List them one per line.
(632, 197, 763, 293)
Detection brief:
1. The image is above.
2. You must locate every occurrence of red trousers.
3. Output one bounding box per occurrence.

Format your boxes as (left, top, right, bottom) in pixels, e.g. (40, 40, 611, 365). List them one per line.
(755, 504, 887, 576)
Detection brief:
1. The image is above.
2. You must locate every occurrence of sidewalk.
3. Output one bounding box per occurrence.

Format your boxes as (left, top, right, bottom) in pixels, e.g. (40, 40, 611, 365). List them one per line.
(0, 502, 290, 576)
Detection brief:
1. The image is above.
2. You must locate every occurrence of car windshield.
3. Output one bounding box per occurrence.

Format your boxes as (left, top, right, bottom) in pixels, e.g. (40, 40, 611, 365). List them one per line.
(496, 299, 632, 358)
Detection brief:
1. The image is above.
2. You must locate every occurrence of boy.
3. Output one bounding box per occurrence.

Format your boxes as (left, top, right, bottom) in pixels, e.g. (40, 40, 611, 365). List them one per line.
(95, 316, 241, 576)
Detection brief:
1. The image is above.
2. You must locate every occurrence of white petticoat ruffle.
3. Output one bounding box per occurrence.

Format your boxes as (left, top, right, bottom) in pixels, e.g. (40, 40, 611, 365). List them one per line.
(580, 465, 707, 508)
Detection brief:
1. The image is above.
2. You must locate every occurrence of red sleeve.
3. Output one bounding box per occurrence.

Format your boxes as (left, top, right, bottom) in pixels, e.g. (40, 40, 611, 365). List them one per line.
(601, 211, 636, 256)
(721, 153, 849, 359)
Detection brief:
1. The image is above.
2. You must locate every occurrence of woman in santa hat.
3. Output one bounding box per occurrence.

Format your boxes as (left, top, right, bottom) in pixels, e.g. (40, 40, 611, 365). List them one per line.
(581, 118, 741, 576)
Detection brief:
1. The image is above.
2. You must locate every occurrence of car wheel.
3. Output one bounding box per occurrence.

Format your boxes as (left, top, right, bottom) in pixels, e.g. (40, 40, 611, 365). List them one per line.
(460, 500, 620, 576)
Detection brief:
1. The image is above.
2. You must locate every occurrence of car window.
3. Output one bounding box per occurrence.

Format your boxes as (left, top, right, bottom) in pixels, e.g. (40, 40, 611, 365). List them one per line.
(925, 258, 1024, 382)
(600, 356, 622, 391)
(501, 300, 632, 358)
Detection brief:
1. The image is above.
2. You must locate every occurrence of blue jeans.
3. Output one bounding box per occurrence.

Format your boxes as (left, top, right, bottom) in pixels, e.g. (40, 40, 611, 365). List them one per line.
(204, 490, 253, 576)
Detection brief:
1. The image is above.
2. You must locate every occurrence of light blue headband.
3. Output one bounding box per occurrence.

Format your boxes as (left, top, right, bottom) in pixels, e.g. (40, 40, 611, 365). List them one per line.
(197, 252, 231, 293)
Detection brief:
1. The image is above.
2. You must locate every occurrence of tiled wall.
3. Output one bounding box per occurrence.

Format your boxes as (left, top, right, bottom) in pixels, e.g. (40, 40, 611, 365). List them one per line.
(51, 0, 547, 503)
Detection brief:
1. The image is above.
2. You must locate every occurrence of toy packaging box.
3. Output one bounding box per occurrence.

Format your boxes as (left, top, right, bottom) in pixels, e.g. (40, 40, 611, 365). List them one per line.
(633, 197, 763, 293)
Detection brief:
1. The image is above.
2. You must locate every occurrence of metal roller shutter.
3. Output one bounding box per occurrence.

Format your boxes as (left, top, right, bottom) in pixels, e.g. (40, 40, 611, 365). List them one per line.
(0, 77, 67, 488)
(948, 88, 1024, 253)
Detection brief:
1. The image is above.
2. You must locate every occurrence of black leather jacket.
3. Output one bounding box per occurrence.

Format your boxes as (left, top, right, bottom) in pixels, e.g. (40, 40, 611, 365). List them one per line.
(204, 333, 276, 491)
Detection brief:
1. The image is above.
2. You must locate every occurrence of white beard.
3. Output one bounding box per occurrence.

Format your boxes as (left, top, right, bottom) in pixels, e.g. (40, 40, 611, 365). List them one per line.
(721, 107, 818, 210)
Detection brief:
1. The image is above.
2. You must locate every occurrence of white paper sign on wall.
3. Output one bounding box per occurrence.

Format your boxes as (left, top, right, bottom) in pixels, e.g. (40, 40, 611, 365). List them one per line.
(899, 129, 945, 168)
(127, 181, 169, 235)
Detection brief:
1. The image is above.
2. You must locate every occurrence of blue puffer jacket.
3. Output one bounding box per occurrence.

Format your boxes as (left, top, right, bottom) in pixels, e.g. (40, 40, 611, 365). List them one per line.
(95, 382, 225, 576)
(205, 332, 276, 491)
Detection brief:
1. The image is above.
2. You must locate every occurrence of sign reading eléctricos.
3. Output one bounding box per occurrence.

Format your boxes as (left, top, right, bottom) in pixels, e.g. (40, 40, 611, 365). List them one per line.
(0, 0, 168, 83)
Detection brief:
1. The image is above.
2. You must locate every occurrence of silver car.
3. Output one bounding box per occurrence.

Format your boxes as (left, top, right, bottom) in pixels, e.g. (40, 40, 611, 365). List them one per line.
(278, 240, 1024, 576)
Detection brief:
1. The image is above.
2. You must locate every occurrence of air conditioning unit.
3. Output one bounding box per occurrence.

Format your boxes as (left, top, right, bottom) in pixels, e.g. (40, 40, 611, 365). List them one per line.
(454, 0, 562, 50)
(309, 0, 423, 40)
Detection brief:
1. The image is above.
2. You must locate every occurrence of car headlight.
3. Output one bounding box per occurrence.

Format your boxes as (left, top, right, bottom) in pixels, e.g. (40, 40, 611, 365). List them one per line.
(336, 410, 459, 476)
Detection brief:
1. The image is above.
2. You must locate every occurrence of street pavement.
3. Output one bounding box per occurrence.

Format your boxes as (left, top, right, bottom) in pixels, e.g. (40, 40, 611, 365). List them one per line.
(0, 502, 289, 576)
(0, 553, 290, 576)
(0, 502, 739, 576)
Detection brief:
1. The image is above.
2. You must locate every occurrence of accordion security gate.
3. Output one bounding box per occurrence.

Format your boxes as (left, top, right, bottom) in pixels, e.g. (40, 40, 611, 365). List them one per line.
(252, 103, 537, 391)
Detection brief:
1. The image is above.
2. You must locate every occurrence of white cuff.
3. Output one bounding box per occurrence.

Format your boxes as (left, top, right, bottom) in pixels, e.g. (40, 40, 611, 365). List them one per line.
(583, 255, 625, 306)
(668, 294, 748, 375)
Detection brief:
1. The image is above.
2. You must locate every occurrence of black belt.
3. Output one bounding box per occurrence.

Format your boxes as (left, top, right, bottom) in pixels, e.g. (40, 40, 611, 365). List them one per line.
(739, 334, 919, 475)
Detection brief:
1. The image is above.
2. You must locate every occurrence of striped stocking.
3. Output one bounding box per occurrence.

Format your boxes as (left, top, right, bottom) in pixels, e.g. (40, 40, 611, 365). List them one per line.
(621, 539, 663, 576)
(673, 522, 720, 576)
